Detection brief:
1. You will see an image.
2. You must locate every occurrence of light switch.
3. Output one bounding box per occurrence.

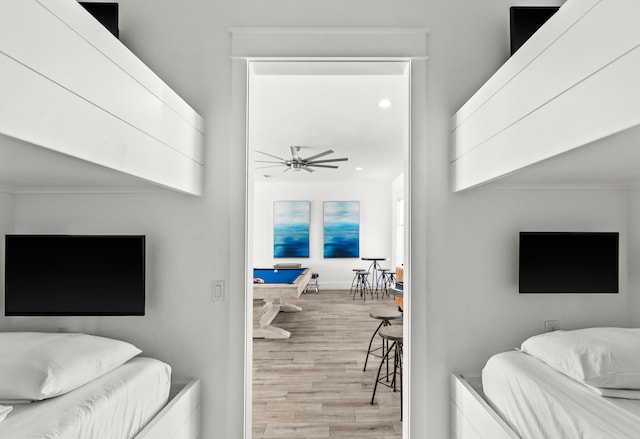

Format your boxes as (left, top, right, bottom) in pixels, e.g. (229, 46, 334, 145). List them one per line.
(211, 280, 225, 302)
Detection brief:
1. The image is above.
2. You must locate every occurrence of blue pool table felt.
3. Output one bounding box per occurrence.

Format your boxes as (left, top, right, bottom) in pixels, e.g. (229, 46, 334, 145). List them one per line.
(254, 268, 306, 284)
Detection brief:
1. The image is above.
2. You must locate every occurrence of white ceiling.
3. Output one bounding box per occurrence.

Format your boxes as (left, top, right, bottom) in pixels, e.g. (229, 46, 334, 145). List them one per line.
(249, 62, 409, 183)
(495, 125, 640, 188)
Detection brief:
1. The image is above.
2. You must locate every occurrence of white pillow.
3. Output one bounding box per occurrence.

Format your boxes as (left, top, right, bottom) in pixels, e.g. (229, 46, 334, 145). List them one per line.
(587, 385, 640, 399)
(0, 332, 141, 401)
(521, 327, 640, 389)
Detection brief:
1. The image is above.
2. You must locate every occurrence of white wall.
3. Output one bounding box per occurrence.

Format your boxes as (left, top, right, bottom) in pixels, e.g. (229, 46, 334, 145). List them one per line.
(0, 191, 14, 235)
(0, 192, 14, 315)
(427, 186, 629, 371)
(390, 173, 404, 270)
(9, 1, 638, 439)
(6, 191, 236, 437)
(627, 188, 640, 327)
(424, 173, 631, 437)
(253, 181, 392, 288)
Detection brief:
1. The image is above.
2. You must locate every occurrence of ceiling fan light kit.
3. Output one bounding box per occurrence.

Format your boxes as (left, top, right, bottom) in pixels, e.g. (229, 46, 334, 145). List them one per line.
(255, 146, 348, 173)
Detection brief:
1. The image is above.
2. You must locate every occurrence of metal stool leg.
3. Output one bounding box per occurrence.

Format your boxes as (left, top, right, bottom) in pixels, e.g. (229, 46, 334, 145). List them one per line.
(363, 319, 390, 371)
(371, 341, 396, 405)
(392, 343, 398, 389)
(350, 271, 360, 296)
(364, 276, 372, 301)
(384, 272, 392, 297)
(357, 273, 371, 302)
(398, 341, 403, 421)
(353, 272, 364, 300)
(355, 273, 362, 301)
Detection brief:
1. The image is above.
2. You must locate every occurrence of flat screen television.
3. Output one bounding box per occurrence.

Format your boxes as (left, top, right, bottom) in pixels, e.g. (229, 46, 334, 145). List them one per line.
(519, 232, 619, 294)
(5, 235, 145, 316)
(510, 6, 560, 55)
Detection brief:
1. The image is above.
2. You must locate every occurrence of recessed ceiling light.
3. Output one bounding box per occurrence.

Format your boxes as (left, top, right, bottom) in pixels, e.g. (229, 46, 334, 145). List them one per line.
(378, 99, 391, 109)
(355, 167, 363, 171)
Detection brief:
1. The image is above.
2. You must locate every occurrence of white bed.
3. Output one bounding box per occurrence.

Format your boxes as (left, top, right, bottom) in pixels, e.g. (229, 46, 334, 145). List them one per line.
(0, 333, 201, 439)
(483, 350, 640, 439)
(0, 357, 170, 438)
(451, 328, 640, 439)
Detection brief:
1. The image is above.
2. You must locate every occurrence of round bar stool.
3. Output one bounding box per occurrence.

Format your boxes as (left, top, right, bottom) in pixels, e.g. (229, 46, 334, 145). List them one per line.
(370, 325, 403, 421)
(363, 306, 402, 372)
(353, 271, 372, 301)
(350, 269, 367, 297)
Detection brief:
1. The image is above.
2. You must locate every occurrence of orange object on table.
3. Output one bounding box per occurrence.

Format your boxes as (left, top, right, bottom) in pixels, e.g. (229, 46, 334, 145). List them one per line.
(394, 266, 404, 310)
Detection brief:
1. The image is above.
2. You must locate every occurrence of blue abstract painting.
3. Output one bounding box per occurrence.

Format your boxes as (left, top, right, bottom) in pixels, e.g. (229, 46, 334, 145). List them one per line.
(273, 201, 310, 258)
(324, 201, 360, 258)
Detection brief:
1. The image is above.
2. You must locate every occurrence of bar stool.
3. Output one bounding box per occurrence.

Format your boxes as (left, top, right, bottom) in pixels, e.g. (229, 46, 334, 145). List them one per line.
(350, 269, 367, 296)
(304, 273, 319, 294)
(378, 269, 395, 298)
(370, 325, 403, 421)
(353, 271, 372, 301)
(363, 306, 402, 372)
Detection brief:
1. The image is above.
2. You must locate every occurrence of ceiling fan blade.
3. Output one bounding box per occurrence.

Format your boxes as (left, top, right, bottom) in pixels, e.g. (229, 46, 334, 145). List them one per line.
(303, 150, 334, 161)
(290, 146, 300, 160)
(254, 165, 284, 169)
(256, 150, 287, 161)
(255, 160, 283, 164)
(308, 157, 349, 164)
(302, 167, 314, 172)
(307, 164, 339, 169)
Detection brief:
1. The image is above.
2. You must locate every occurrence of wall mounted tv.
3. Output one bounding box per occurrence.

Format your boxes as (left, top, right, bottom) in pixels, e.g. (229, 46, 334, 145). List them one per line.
(5, 235, 145, 316)
(519, 232, 619, 294)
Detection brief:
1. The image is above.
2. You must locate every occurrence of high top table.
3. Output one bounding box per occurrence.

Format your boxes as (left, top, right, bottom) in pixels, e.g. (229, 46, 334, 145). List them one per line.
(361, 257, 388, 293)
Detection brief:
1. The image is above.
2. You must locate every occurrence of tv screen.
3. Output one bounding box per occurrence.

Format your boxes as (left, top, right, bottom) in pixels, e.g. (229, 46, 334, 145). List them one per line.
(510, 6, 560, 55)
(519, 232, 619, 294)
(5, 235, 145, 316)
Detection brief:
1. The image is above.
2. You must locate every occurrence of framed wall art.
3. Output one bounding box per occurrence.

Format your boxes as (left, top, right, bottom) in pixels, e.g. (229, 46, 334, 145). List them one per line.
(323, 201, 359, 258)
(273, 201, 310, 258)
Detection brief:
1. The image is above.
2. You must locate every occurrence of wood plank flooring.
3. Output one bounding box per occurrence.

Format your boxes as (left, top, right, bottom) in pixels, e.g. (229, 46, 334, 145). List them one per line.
(253, 289, 403, 438)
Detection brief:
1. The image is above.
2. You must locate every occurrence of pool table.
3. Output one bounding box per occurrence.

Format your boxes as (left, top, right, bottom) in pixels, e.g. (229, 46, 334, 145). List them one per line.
(253, 267, 312, 339)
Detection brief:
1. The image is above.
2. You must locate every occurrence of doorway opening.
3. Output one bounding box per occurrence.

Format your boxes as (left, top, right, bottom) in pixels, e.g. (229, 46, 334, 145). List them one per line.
(246, 60, 411, 438)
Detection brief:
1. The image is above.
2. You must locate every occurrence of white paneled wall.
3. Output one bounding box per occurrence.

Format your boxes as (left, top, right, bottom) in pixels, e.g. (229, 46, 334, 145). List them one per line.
(451, 0, 640, 191)
(0, 0, 204, 195)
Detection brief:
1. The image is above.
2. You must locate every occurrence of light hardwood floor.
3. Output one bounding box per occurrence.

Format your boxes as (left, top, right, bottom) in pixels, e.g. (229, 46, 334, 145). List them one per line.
(253, 289, 403, 439)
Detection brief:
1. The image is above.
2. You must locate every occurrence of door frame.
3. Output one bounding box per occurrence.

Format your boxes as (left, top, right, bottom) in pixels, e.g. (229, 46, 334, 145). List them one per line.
(228, 27, 429, 439)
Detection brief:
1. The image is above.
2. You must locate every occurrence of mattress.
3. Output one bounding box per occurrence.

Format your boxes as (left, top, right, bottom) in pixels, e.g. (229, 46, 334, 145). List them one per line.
(483, 350, 640, 439)
(0, 356, 171, 439)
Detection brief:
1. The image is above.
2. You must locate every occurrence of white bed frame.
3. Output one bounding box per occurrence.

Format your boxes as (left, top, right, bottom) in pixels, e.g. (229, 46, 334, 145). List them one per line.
(135, 379, 201, 439)
(450, 374, 519, 439)
(2, 0, 205, 195)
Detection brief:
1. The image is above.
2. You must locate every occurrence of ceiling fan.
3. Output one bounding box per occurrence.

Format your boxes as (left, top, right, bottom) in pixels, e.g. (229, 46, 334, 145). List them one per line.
(255, 146, 348, 173)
